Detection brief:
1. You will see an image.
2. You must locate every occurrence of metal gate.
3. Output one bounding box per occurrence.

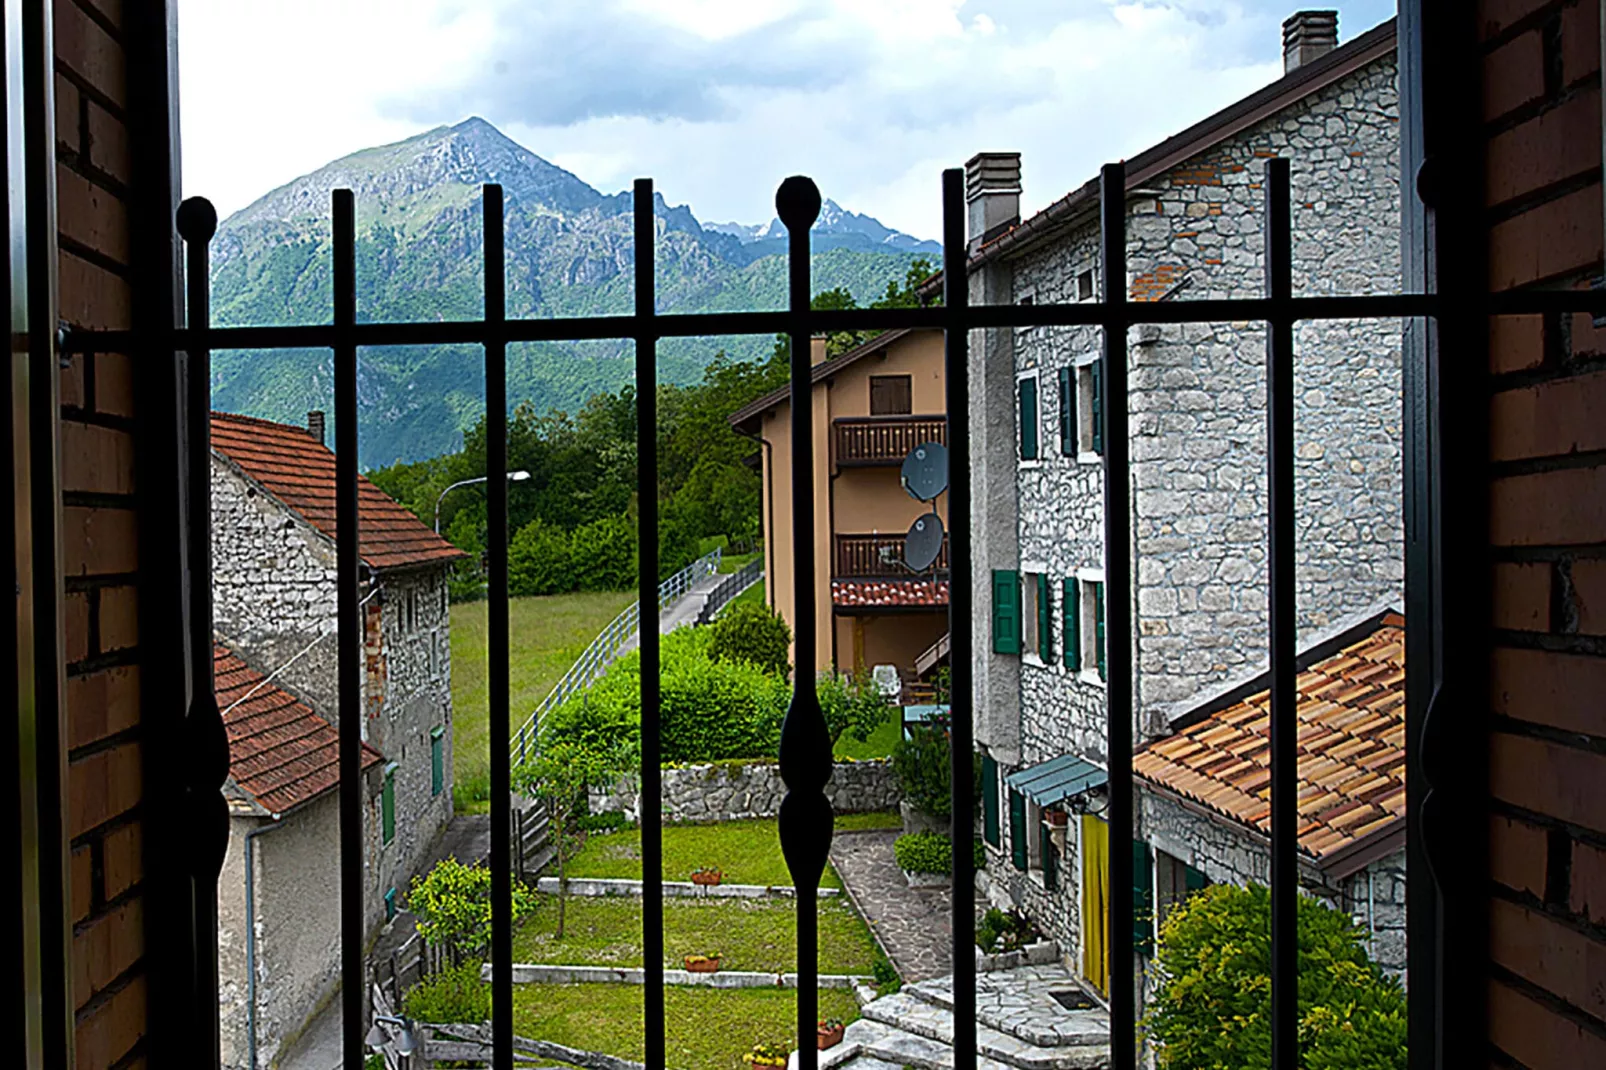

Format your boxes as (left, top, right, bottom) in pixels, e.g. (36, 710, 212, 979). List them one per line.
(59, 156, 1599, 1070)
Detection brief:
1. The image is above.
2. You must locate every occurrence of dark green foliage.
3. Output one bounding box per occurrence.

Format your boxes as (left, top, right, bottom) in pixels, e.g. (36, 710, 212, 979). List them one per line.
(402, 961, 490, 1024)
(893, 832, 952, 875)
(976, 908, 1041, 954)
(568, 513, 637, 592)
(707, 601, 792, 678)
(1145, 883, 1407, 1070)
(871, 952, 902, 994)
(817, 672, 894, 748)
(507, 517, 571, 597)
(893, 722, 952, 819)
(405, 858, 539, 958)
(575, 810, 630, 833)
(974, 838, 986, 872)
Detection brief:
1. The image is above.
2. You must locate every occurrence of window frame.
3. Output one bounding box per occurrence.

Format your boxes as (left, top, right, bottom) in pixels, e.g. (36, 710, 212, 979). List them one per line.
(869, 373, 913, 416)
(1073, 350, 1103, 464)
(1076, 569, 1108, 687)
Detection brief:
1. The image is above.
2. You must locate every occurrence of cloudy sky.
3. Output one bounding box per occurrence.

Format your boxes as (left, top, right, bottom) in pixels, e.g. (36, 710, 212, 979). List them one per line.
(178, 0, 1395, 239)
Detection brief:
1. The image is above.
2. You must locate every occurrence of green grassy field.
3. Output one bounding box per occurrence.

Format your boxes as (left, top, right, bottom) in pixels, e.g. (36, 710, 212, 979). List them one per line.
(566, 818, 845, 889)
(716, 579, 766, 617)
(512, 894, 879, 975)
(834, 705, 901, 761)
(450, 590, 635, 812)
(716, 551, 761, 574)
(511, 983, 860, 1070)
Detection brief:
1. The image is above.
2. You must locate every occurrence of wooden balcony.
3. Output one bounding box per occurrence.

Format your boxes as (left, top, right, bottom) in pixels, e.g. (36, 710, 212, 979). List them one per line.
(834, 532, 949, 577)
(834, 415, 946, 467)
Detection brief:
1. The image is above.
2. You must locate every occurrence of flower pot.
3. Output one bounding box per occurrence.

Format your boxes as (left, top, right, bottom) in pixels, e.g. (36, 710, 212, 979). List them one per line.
(817, 1025, 846, 1050)
(690, 870, 723, 887)
(684, 955, 721, 973)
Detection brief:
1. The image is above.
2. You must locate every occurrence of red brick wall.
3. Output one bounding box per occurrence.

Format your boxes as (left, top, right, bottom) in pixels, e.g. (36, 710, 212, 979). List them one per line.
(1480, 0, 1606, 1065)
(54, 0, 145, 1065)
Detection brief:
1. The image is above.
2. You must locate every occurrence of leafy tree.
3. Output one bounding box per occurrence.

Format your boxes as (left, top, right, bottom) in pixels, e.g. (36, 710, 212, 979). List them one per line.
(508, 516, 571, 596)
(817, 671, 892, 747)
(892, 721, 952, 819)
(707, 601, 792, 678)
(568, 513, 636, 592)
(514, 736, 631, 938)
(406, 857, 538, 961)
(1144, 883, 1407, 1070)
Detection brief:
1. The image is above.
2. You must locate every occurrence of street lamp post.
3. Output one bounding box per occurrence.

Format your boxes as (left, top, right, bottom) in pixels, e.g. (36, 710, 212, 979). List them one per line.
(435, 470, 531, 533)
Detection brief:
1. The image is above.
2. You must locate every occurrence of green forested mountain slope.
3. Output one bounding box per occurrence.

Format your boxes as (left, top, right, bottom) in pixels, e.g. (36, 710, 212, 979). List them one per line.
(210, 117, 930, 467)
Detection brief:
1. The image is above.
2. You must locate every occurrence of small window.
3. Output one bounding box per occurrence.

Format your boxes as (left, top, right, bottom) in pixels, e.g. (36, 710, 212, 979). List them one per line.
(869, 374, 913, 416)
(1021, 572, 1052, 662)
(1018, 373, 1040, 462)
(1155, 849, 1209, 929)
(1077, 268, 1096, 302)
(1078, 577, 1107, 682)
(1076, 359, 1104, 458)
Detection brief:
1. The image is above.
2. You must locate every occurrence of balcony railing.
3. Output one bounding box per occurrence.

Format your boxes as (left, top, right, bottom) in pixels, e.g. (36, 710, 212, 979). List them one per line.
(835, 532, 949, 577)
(834, 415, 946, 466)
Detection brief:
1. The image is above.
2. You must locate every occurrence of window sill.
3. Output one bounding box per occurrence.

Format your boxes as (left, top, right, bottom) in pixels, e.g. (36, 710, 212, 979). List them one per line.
(1077, 452, 1102, 466)
(1019, 459, 1043, 470)
(1077, 669, 1108, 689)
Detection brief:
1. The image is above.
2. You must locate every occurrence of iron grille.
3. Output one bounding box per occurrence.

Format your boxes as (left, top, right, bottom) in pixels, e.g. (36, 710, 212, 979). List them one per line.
(59, 159, 1603, 1070)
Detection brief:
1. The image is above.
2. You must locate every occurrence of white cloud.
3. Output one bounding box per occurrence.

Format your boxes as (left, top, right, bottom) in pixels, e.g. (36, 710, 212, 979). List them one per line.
(178, 0, 1396, 235)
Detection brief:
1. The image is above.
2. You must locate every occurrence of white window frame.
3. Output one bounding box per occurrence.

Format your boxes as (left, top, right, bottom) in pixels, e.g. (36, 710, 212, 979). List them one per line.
(1020, 563, 1048, 667)
(1074, 350, 1101, 466)
(1075, 567, 1107, 689)
(1017, 368, 1043, 469)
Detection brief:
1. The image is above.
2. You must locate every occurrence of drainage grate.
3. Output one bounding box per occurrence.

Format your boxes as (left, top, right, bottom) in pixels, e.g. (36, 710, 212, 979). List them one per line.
(1049, 989, 1096, 1012)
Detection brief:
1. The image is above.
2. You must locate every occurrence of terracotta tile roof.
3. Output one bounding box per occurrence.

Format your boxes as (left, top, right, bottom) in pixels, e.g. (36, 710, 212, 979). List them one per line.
(215, 643, 382, 817)
(832, 578, 949, 608)
(1134, 614, 1406, 866)
(211, 411, 469, 572)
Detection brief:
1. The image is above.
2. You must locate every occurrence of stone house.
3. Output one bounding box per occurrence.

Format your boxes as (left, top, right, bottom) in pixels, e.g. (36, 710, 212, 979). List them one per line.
(730, 328, 949, 680)
(214, 643, 385, 1070)
(208, 410, 467, 1065)
(955, 13, 1405, 1001)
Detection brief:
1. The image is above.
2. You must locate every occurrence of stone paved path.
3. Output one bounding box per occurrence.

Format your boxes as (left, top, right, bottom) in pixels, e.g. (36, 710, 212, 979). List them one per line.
(831, 829, 984, 983)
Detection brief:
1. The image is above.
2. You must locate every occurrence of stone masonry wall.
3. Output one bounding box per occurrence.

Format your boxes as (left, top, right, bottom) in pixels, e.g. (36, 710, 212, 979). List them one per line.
(593, 759, 899, 824)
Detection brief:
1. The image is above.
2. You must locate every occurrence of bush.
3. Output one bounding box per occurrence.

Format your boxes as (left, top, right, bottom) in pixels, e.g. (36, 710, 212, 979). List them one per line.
(707, 601, 791, 678)
(508, 516, 572, 597)
(893, 723, 951, 819)
(976, 908, 1040, 953)
(871, 952, 901, 994)
(893, 832, 952, 874)
(569, 513, 636, 592)
(1145, 883, 1407, 1070)
(406, 858, 539, 958)
(576, 810, 630, 833)
(817, 672, 891, 747)
(403, 961, 489, 1024)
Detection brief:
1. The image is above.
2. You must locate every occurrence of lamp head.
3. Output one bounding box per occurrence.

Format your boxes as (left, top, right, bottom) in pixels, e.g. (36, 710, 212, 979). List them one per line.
(510, 470, 531, 481)
(364, 1022, 390, 1050)
(396, 1022, 417, 1057)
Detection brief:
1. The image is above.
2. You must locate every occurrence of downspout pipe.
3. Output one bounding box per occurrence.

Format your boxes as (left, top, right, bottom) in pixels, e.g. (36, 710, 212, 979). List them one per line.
(244, 816, 287, 1070)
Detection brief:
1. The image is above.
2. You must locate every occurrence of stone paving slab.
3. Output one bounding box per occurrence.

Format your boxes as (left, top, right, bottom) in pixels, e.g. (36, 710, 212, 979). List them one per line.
(906, 966, 1111, 1049)
(830, 829, 984, 983)
(861, 991, 1109, 1070)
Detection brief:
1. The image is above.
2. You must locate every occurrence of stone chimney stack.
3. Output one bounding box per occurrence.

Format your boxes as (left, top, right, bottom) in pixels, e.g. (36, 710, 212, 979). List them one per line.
(810, 336, 829, 366)
(1283, 11, 1338, 74)
(307, 410, 325, 446)
(965, 153, 1022, 249)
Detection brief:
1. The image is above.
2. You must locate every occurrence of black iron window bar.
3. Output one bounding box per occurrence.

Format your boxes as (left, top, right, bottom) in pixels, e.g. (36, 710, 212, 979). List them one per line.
(60, 161, 1605, 1070)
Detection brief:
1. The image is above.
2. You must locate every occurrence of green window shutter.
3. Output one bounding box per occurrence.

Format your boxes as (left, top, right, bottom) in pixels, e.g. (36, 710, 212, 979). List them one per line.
(1091, 360, 1104, 455)
(384, 887, 397, 920)
(1184, 863, 1209, 894)
(982, 755, 1000, 847)
(1040, 820, 1059, 891)
(1134, 840, 1155, 952)
(1062, 578, 1080, 671)
(1036, 573, 1053, 661)
(1009, 789, 1028, 871)
(1019, 377, 1039, 461)
(1057, 366, 1074, 455)
(431, 726, 445, 797)
(382, 763, 397, 844)
(992, 570, 1021, 654)
(1095, 582, 1107, 682)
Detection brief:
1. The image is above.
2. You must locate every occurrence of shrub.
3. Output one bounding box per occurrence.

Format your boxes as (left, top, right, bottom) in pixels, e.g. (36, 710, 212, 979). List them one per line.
(871, 952, 902, 994)
(707, 601, 792, 678)
(406, 858, 539, 958)
(1145, 883, 1407, 1070)
(893, 832, 952, 874)
(403, 961, 489, 1024)
(569, 513, 636, 591)
(817, 671, 891, 747)
(976, 908, 1040, 954)
(892, 723, 951, 819)
(508, 516, 571, 597)
(576, 810, 630, 833)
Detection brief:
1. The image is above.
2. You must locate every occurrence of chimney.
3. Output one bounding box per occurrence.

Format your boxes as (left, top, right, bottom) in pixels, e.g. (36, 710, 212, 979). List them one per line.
(810, 336, 829, 366)
(964, 152, 1022, 249)
(307, 410, 325, 446)
(1283, 10, 1338, 74)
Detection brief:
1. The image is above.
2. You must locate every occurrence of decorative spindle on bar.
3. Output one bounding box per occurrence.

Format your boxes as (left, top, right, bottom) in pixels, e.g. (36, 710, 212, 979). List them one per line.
(175, 195, 232, 1060)
(775, 175, 834, 1070)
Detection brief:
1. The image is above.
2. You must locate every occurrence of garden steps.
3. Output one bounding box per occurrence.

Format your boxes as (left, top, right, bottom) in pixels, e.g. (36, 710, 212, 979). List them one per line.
(856, 993, 1107, 1070)
(903, 965, 1111, 1051)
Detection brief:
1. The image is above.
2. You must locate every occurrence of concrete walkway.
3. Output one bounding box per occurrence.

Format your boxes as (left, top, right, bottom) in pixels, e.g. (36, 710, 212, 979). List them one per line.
(616, 568, 727, 659)
(830, 829, 985, 984)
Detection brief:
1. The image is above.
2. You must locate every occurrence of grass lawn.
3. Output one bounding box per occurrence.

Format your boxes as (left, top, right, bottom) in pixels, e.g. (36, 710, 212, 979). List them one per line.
(715, 579, 766, 618)
(512, 983, 860, 1070)
(450, 590, 635, 812)
(834, 704, 901, 761)
(512, 895, 879, 975)
(566, 818, 844, 889)
(717, 551, 761, 574)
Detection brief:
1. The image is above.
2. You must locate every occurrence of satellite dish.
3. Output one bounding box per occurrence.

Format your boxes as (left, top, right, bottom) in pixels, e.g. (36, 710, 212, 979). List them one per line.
(904, 512, 946, 572)
(901, 441, 949, 502)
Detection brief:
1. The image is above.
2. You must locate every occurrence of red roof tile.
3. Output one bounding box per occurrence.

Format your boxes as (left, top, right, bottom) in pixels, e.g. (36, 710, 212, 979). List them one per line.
(211, 411, 468, 572)
(215, 643, 382, 816)
(832, 579, 950, 608)
(1135, 614, 1407, 864)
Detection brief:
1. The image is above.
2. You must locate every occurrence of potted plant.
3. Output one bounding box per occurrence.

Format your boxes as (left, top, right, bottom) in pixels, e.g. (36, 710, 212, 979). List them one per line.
(690, 866, 723, 887)
(683, 953, 722, 973)
(743, 1042, 790, 1067)
(817, 1018, 847, 1050)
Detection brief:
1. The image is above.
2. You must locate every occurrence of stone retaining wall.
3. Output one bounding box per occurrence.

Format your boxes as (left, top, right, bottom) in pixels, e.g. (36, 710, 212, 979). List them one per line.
(591, 758, 899, 824)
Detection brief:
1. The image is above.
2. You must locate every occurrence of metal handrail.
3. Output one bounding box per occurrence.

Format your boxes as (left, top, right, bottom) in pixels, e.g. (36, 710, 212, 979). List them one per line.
(510, 548, 721, 764)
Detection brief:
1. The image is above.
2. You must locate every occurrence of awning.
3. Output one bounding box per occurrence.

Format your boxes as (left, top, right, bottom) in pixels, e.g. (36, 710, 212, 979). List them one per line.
(1005, 754, 1107, 807)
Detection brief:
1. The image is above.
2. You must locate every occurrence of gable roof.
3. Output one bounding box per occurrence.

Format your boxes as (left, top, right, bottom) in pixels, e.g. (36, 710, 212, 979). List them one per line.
(919, 18, 1398, 295)
(215, 643, 382, 818)
(728, 328, 930, 432)
(211, 411, 468, 572)
(1134, 612, 1406, 876)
